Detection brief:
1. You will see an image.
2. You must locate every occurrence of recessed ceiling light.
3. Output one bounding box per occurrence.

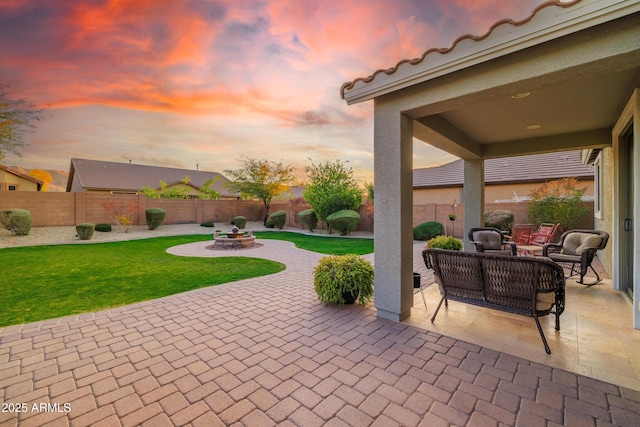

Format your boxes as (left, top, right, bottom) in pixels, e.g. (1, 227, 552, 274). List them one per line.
(526, 124, 541, 130)
(511, 92, 530, 99)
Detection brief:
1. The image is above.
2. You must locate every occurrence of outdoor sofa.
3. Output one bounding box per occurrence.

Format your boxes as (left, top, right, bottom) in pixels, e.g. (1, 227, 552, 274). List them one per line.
(423, 248, 565, 354)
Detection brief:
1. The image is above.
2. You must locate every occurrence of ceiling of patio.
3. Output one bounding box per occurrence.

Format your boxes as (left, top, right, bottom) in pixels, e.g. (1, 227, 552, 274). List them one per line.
(440, 66, 639, 144)
(411, 62, 640, 160)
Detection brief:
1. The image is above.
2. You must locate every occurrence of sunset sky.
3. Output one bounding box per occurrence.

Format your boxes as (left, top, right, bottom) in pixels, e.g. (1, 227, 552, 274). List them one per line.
(1, 0, 545, 182)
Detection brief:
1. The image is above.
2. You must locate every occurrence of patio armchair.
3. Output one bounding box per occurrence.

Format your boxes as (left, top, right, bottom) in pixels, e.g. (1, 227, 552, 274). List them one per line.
(542, 229, 610, 285)
(468, 227, 517, 256)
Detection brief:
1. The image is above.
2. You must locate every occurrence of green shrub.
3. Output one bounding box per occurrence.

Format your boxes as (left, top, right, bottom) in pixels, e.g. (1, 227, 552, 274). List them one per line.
(76, 223, 95, 240)
(526, 177, 590, 230)
(95, 223, 112, 232)
(298, 209, 318, 232)
(412, 221, 443, 240)
(265, 219, 275, 228)
(314, 254, 374, 305)
(200, 221, 215, 227)
(0, 209, 32, 235)
(269, 211, 286, 229)
(484, 209, 514, 233)
(145, 207, 166, 230)
(326, 210, 360, 235)
(232, 216, 247, 229)
(426, 235, 463, 250)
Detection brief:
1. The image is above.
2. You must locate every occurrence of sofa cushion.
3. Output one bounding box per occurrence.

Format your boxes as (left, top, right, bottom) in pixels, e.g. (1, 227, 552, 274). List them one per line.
(561, 233, 602, 256)
(536, 291, 555, 311)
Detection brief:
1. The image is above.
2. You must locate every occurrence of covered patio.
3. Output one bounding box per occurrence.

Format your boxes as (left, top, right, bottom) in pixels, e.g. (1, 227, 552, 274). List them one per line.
(409, 246, 640, 391)
(341, 0, 640, 332)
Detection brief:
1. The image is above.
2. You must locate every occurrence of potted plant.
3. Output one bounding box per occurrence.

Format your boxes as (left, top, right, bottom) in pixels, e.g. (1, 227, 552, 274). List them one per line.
(314, 254, 374, 305)
(448, 213, 457, 221)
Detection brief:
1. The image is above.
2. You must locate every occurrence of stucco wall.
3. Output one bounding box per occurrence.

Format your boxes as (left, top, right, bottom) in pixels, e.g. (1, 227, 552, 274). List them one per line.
(593, 148, 613, 274)
(414, 180, 594, 205)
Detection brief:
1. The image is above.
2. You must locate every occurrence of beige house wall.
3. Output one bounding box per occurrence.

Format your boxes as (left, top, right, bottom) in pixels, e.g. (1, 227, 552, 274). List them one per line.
(414, 180, 594, 205)
(413, 187, 461, 205)
(0, 170, 39, 192)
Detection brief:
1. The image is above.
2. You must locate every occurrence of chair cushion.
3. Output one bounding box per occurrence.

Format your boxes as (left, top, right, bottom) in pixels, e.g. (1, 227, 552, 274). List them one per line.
(561, 233, 603, 256)
(474, 231, 502, 250)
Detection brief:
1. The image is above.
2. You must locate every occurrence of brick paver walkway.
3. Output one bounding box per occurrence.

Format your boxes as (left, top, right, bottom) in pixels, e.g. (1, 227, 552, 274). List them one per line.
(1, 240, 639, 426)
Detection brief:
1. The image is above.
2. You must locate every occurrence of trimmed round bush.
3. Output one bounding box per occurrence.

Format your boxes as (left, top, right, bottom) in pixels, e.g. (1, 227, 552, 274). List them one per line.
(145, 207, 166, 230)
(76, 223, 95, 240)
(0, 209, 32, 235)
(200, 220, 215, 227)
(95, 223, 112, 232)
(484, 209, 514, 233)
(314, 254, 374, 305)
(426, 235, 463, 250)
(265, 219, 275, 228)
(269, 211, 286, 230)
(326, 209, 360, 235)
(232, 216, 247, 229)
(298, 209, 318, 232)
(412, 221, 443, 241)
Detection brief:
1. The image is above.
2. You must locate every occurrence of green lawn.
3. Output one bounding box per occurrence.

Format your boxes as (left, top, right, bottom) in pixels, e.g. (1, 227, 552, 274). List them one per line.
(0, 232, 374, 327)
(0, 235, 283, 327)
(253, 231, 373, 255)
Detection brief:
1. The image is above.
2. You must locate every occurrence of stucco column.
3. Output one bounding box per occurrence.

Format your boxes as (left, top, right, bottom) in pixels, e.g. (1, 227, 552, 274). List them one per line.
(463, 159, 485, 252)
(373, 106, 414, 321)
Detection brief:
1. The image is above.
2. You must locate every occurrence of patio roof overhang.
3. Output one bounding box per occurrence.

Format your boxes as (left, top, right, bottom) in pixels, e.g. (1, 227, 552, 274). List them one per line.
(342, 0, 640, 160)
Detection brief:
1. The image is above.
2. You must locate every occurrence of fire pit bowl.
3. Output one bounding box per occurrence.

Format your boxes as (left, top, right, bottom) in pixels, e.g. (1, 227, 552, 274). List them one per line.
(212, 228, 256, 249)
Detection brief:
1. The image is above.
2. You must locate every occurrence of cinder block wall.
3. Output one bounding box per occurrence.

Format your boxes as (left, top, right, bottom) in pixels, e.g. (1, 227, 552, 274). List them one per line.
(0, 192, 593, 237)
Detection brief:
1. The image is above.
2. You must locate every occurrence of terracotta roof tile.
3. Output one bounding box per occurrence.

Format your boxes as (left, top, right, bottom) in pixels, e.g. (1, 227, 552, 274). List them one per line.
(340, 0, 582, 99)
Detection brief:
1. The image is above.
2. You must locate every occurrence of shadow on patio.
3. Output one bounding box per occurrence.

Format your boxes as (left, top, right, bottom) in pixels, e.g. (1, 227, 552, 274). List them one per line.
(407, 244, 640, 392)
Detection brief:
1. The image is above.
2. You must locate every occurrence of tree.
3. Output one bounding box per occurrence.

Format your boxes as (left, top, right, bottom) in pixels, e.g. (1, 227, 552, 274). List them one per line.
(303, 159, 363, 224)
(197, 178, 220, 200)
(526, 177, 591, 231)
(0, 85, 43, 161)
(224, 158, 295, 225)
(28, 169, 52, 192)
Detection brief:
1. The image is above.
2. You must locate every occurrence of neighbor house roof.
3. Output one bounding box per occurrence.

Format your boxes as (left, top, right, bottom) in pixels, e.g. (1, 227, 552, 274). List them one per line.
(66, 158, 237, 197)
(0, 164, 43, 189)
(413, 151, 593, 188)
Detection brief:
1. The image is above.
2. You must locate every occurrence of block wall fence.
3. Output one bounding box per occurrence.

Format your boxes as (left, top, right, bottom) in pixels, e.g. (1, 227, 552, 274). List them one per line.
(0, 192, 593, 239)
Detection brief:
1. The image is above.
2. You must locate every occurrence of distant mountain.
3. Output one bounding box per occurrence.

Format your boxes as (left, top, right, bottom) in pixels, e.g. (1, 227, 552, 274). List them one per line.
(9, 166, 68, 192)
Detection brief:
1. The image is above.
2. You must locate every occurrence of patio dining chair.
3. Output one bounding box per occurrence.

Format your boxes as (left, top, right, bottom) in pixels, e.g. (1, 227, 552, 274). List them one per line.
(542, 229, 609, 285)
(516, 223, 560, 256)
(505, 224, 535, 245)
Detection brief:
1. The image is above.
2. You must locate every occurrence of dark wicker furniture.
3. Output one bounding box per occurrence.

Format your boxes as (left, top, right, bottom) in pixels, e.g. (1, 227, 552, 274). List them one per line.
(468, 227, 517, 256)
(423, 248, 565, 354)
(542, 229, 609, 286)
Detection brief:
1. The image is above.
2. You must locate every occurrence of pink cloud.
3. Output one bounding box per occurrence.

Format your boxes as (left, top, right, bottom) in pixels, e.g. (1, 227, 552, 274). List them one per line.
(1, 0, 549, 175)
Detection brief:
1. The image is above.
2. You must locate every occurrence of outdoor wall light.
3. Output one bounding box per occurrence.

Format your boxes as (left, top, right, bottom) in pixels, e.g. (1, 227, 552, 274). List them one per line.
(511, 92, 530, 99)
(526, 124, 541, 130)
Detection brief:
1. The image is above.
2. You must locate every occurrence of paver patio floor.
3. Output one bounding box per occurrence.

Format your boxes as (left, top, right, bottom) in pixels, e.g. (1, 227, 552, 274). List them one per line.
(1, 239, 640, 426)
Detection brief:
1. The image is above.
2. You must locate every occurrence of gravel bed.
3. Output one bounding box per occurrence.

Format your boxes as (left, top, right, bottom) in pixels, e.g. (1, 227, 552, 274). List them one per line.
(0, 221, 374, 248)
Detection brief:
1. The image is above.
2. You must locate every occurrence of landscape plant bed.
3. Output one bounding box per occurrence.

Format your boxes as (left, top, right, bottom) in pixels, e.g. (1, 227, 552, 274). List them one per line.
(0, 235, 284, 327)
(253, 231, 373, 255)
